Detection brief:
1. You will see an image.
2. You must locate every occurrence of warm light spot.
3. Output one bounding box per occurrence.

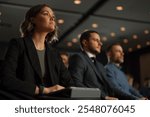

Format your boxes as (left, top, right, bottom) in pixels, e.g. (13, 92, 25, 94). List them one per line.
(123, 39, 128, 44)
(116, 6, 124, 11)
(132, 34, 138, 39)
(146, 41, 150, 46)
(120, 27, 126, 32)
(72, 38, 78, 43)
(57, 19, 64, 24)
(67, 42, 73, 47)
(102, 36, 107, 41)
(128, 48, 133, 52)
(137, 44, 141, 49)
(144, 29, 149, 34)
(74, 0, 81, 5)
(110, 32, 116, 37)
(92, 23, 98, 28)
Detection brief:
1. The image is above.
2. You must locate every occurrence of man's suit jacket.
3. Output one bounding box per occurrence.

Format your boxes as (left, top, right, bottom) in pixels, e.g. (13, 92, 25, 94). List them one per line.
(69, 51, 112, 99)
(1, 36, 72, 97)
(105, 63, 143, 99)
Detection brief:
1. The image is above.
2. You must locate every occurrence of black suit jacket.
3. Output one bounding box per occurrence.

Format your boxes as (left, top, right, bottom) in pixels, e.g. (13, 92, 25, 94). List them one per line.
(69, 51, 112, 99)
(1, 36, 72, 97)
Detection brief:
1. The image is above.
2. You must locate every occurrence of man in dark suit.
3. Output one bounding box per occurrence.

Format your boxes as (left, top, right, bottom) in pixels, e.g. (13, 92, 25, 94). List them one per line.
(69, 30, 117, 100)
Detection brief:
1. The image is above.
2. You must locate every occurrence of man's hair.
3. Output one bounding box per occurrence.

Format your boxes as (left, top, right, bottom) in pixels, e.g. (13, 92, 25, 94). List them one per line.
(106, 43, 121, 52)
(80, 30, 99, 48)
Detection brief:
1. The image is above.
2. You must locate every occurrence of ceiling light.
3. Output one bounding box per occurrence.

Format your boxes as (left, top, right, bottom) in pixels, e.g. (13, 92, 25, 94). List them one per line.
(137, 44, 141, 49)
(102, 36, 107, 41)
(128, 48, 133, 52)
(74, 0, 81, 5)
(67, 42, 73, 47)
(123, 39, 128, 44)
(120, 27, 126, 32)
(110, 32, 116, 37)
(116, 5, 124, 11)
(144, 29, 149, 34)
(72, 38, 78, 43)
(0, 12, 2, 16)
(146, 41, 150, 46)
(57, 19, 64, 24)
(132, 34, 138, 39)
(92, 23, 98, 28)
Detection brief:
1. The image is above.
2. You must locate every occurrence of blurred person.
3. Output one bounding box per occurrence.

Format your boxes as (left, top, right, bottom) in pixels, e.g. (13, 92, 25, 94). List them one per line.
(60, 52, 69, 68)
(69, 30, 118, 100)
(140, 77, 150, 99)
(1, 4, 72, 98)
(105, 43, 147, 100)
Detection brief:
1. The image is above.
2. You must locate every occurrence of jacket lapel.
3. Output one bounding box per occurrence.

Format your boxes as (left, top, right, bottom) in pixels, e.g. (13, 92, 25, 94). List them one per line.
(23, 37, 42, 79)
(82, 52, 102, 79)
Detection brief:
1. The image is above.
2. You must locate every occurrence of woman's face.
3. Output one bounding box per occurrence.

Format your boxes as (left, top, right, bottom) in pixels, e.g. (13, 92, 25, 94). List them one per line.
(33, 6, 55, 33)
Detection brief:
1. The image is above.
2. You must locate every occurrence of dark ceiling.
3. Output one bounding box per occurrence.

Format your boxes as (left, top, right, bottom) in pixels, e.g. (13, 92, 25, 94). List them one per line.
(0, 0, 150, 53)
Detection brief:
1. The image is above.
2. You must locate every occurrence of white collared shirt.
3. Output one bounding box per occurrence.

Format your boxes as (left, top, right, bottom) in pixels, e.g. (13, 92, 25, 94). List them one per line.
(85, 51, 96, 58)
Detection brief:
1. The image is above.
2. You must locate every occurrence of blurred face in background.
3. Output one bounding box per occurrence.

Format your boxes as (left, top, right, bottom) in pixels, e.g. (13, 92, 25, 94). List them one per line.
(108, 45, 124, 64)
(60, 54, 69, 68)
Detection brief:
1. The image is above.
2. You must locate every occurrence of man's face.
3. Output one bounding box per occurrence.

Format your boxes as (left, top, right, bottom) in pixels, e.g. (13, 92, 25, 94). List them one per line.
(85, 32, 102, 55)
(109, 45, 124, 64)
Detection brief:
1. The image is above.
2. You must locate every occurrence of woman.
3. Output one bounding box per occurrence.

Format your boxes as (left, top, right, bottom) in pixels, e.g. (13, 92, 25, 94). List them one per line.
(1, 4, 72, 98)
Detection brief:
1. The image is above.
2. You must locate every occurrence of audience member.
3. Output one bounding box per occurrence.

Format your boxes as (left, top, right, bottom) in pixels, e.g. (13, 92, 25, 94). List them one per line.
(69, 30, 118, 100)
(105, 43, 147, 99)
(60, 52, 69, 68)
(140, 77, 150, 99)
(1, 4, 72, 98)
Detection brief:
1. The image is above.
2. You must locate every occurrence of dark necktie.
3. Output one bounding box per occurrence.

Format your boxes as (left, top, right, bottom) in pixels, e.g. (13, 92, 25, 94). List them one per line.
(91, 57, 96, 65)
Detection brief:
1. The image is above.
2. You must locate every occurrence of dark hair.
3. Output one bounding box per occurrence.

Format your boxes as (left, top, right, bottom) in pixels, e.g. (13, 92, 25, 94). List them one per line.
(106, 43, 121, 52)
(60, 51, 69, 57)
(80, 30, 99, 48)
(20, 4, 58, 42)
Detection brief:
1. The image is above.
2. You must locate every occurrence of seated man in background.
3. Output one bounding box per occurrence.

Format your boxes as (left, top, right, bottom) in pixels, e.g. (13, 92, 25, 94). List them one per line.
(60, 52, 69, 68)
(69, 30, 118, 100)
(105, 43, 147, 100)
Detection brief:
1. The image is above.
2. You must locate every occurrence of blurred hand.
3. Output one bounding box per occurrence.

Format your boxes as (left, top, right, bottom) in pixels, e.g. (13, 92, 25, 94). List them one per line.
(105, 96, 118, 100)
(138, 97, 148, 100)
(44, 85, 65, 94)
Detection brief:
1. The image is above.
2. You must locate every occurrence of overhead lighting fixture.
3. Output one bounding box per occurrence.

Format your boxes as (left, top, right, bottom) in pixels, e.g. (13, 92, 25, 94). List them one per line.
(57, 19, 64, 24)
(92, 23, 98, 28)
(123, 39, 128, 44)
(74, 0, 81, 5)
(146, 41, 150, 46)
(132, 34, 138, 39)
(137, 44, 141, 49)
(116, 5, 124, 11)
(67, 42, 73, 47)
(144, 29, 149, 34)
(128, 48, 133, 52)
(72, 38, 78, 43)
(110, 32, 116, 37)
(102, 36, 107, 41)
(120, 27, 126, 32)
